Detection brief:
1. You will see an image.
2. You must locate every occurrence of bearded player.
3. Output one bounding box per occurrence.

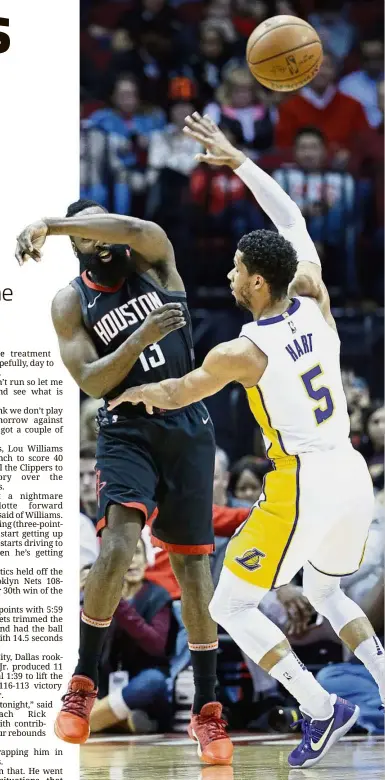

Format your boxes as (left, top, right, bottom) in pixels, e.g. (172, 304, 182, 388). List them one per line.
(15, 200, 233, 763)
(107, 114, 385, 769)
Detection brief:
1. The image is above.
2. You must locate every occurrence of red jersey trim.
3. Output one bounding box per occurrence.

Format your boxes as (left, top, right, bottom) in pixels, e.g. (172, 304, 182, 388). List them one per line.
(151, 534, 214, 555)
(81, 270, 125, 293)
(96, 503, 158, 535)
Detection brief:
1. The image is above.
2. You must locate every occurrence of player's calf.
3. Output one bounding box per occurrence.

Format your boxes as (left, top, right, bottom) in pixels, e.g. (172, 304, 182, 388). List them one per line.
(170, 553, 233, 765)
(55, 506, 143, 745)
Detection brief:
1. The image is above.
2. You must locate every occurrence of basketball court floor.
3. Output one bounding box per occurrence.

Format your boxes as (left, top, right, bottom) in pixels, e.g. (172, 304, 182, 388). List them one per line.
(81, 733, 384, 779)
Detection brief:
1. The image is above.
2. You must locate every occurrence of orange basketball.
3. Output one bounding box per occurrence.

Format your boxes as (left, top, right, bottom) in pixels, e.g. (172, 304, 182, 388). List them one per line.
(246, 15, 323, 92)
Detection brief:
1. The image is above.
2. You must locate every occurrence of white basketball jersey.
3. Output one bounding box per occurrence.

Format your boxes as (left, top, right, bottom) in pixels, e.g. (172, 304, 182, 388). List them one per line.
(241, 296, 350, 458)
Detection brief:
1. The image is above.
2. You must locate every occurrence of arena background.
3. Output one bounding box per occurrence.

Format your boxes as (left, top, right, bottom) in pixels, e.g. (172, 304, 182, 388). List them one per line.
(78, 0, 384, 739)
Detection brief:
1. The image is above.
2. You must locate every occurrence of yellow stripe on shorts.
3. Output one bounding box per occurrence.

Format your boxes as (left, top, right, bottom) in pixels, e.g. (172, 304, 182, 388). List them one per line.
(224, 455, 301, 589)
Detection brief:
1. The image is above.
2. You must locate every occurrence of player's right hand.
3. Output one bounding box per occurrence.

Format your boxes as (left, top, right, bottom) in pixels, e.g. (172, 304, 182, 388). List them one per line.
(139, 303, 186, 346)
(15, 220, 49, 265)
(183, 112, 246, 169)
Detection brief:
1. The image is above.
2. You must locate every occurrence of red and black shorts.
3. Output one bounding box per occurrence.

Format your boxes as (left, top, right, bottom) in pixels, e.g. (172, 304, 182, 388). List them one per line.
(95, 402, 215, 554)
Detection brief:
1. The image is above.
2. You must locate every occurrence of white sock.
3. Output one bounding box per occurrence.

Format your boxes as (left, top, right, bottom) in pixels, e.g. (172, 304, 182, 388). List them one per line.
(210, 568, 333, 721)
(269, 653, 333, 720)
(354, 635, 385, 700)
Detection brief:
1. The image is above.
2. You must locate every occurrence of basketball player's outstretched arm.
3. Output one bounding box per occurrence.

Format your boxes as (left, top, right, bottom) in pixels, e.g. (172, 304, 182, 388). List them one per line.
(51, 287, 186, 398)
(15, 214, 182, 288)
(183, 113, 335, 328)
(108, 337, 265, 413)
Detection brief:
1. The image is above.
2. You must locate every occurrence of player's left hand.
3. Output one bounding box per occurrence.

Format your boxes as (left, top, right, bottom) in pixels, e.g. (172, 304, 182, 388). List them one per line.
(15, 220, 48, 265)
(108, 387, 153, 415)
(276, 584, 314, 638)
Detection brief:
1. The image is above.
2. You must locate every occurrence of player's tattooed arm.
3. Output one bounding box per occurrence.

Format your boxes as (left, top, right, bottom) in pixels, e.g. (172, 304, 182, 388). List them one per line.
(108, 338, 266, 413)
(51, 287, 186, 398)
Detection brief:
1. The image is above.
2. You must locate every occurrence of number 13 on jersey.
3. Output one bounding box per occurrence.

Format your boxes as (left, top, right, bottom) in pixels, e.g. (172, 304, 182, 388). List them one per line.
(139, 343, 165, 372)
(301, 364, 334, 425)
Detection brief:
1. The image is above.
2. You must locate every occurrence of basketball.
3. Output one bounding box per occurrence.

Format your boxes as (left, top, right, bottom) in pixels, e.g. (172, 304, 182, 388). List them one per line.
(246, 15, 323, 92)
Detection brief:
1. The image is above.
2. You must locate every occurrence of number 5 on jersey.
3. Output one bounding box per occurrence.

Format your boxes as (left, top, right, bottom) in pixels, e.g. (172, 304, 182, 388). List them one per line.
(301, 364, 334, 425)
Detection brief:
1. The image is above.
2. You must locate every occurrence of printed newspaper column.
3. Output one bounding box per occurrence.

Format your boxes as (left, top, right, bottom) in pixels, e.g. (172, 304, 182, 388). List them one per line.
(0, 1, 80, 778)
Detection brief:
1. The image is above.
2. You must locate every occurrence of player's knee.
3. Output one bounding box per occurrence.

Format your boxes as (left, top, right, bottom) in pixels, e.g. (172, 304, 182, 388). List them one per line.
(209, 571, 237, 626)
(171, 553, 212, 590)
(210, 568, 267, 626)
(99, 511, 141, 572)
(209, 586, 228, 626)
(99, 536, 130, 573)
(302, 562, 341, 610)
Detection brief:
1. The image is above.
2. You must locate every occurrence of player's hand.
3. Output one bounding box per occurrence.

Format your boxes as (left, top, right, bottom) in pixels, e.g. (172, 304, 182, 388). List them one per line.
(108, 386, 153, 415)
(183, 112, 246, 169)
(15, 220, 48, 265)
(276, 584, 314, 638)
(139, 303, 186, 347)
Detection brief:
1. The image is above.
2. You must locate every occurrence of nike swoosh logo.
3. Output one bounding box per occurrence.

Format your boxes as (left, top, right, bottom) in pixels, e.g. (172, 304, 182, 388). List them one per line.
(88, 293, 102, 308)
(310, 717, 334, 751)
(202, 416, 210, 425)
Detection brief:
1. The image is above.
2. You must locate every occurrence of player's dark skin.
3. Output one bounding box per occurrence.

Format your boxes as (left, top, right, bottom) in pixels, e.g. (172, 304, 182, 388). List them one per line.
(15, 209, 217, 645)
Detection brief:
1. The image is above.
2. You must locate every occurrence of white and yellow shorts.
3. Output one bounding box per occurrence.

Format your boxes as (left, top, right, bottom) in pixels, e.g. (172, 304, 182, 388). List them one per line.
(225, 447, 374, 590)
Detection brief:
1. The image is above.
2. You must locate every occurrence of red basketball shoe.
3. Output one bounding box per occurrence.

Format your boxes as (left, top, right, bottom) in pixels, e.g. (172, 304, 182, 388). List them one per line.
(54, 675, 97, 744)
(188, 702, 233, 765)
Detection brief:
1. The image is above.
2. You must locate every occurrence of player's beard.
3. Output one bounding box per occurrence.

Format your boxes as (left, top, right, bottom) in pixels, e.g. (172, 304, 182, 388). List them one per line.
(234, 281, 252, 311)
(78, 244, 134, 286)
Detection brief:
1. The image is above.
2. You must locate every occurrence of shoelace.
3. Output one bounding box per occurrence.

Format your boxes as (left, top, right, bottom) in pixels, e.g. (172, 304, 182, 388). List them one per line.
(198, 714, 229, 741)
(291, 718, 325, 747)
(61, 688, 97, 718)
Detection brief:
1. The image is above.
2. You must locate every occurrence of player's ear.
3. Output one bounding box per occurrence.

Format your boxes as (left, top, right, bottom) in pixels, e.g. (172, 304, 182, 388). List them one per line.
(70, 238, 78, 257)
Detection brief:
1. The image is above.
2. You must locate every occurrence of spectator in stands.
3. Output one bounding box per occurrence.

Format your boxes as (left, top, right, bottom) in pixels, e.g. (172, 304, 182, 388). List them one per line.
(83, 74, 166, 213)
(88, 73, 166, 151)
(127, 0, 179, 43)
(80, 442, 99, 573)
(90, 537, 172, 734)
(309, 0, 357, 64)
(80, 442, 97, 522)
(339, 35, 384, 128)
(146, 99, 200, 218)
(205, 0, 237, 44)
(213, 446, 230, 506)
(231, 0, 299, 41)
(189, 23, 231, 105)
(190, 122, 265, 260)
(80, 398, 103, 447)
(228, 455, 269, 506)
(351, 78, 383, 291)
(273, 127, 360, 286)
(275, 51, 369, 166)
(363, 403, 385, 481)
(341, 369, 371, 450)
(205, 66, 275, 155)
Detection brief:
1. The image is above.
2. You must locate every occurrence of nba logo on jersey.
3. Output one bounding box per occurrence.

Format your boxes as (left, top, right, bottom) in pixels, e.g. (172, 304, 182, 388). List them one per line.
(288, 320, 296, 334)
(236, 547, 266, 571)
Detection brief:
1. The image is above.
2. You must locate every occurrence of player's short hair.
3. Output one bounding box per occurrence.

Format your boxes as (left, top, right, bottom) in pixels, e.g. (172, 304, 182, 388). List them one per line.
(237, 229, 298, 301)
(66, 199, 108, 218)
(228, 456, 270, 496)
(295, 126, 325, 145)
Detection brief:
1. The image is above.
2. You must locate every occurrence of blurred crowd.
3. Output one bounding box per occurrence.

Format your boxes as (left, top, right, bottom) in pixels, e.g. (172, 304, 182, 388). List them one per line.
(81, 0, 384, 306)
(79, 0, 384, 739)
